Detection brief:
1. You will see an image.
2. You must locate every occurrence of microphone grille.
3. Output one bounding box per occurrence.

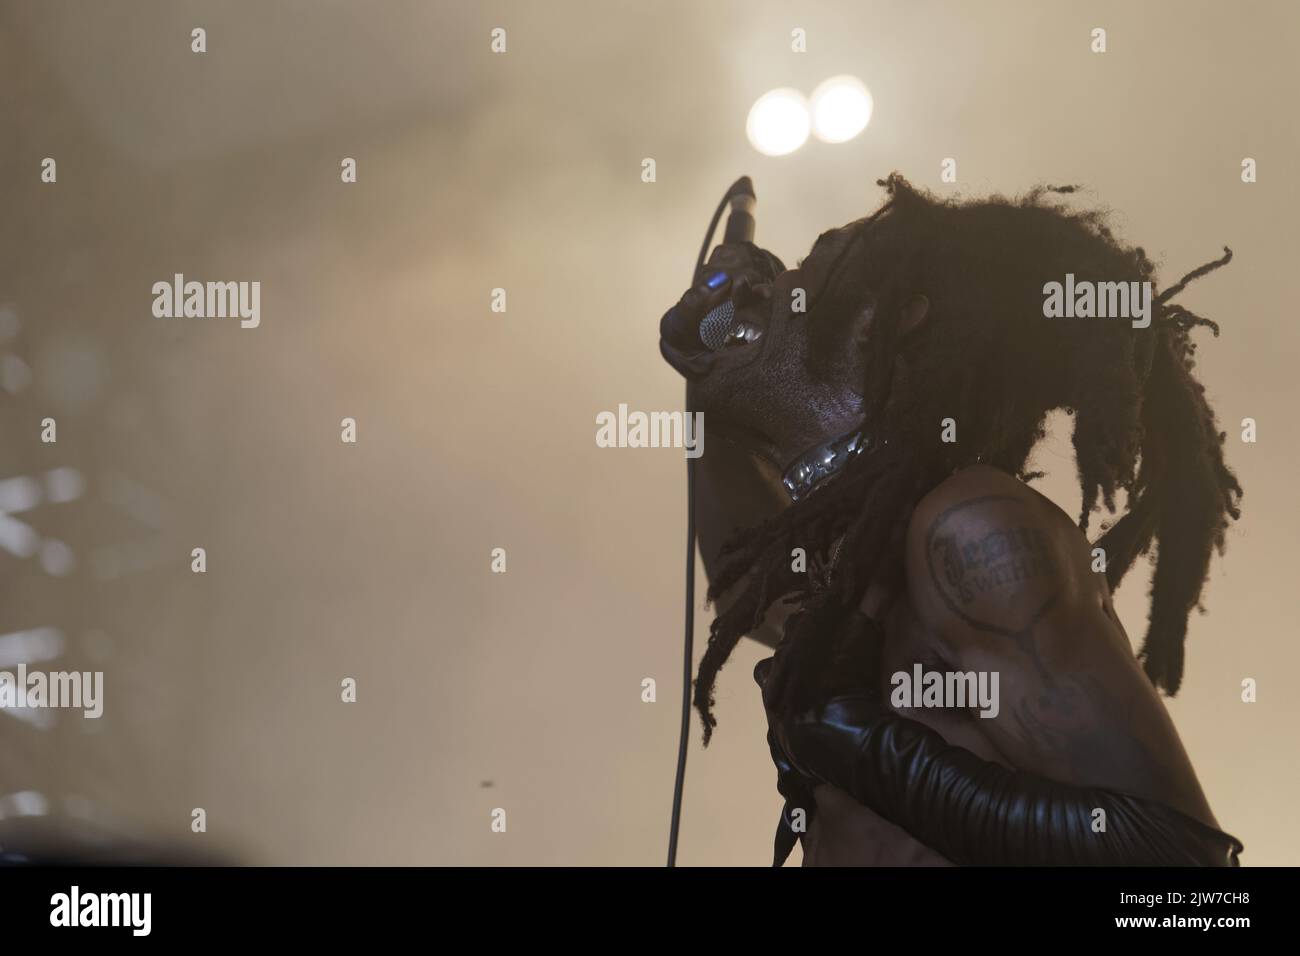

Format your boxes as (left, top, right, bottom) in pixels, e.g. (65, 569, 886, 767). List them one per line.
(699, 301, 736, 352)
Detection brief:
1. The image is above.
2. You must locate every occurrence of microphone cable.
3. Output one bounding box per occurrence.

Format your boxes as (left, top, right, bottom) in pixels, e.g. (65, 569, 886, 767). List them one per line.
(667, 181, 743, 867)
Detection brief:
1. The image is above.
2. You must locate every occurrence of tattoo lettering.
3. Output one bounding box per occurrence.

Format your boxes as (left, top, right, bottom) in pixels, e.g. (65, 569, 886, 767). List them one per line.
(925, 496, 1059, 629)
(924, 495, 1060, 677)
(933, 524, 1057, 605)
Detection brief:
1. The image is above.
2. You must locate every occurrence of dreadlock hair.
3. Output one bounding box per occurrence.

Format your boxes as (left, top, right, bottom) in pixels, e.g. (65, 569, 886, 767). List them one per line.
(694, 173, 1242, 745)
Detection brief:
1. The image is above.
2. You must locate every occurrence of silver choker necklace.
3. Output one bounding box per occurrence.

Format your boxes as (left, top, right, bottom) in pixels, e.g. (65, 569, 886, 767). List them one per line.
(781, 430, 866, 502)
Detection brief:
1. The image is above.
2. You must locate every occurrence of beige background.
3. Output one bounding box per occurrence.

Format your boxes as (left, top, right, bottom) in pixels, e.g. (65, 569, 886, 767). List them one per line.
(1, 0, 1296, 865)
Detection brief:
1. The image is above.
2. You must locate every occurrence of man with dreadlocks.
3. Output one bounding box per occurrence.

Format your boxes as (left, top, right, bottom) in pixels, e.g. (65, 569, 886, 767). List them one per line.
(659, 174, 1244, 866)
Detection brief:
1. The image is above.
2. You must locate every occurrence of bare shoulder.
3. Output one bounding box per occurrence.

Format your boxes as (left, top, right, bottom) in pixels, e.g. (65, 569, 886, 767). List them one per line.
(907, 464, 1076, 555)
(903, 465, 1104, 643)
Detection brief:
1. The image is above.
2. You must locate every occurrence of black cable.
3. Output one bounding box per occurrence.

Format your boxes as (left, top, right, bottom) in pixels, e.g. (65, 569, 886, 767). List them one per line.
(667, 187, 733, 867)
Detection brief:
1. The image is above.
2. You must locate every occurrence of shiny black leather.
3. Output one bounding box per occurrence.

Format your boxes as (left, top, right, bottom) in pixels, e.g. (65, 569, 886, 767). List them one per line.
(756, 659, 1244, 867)
(767, 726, 817, 867)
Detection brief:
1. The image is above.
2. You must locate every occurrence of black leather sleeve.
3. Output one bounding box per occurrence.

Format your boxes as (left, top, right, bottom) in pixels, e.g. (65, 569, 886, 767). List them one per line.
(773, 691, 1243, 866)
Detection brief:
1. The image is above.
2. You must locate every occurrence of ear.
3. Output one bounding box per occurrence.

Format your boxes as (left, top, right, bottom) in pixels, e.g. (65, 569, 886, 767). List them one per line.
(897, 294, 930, 339)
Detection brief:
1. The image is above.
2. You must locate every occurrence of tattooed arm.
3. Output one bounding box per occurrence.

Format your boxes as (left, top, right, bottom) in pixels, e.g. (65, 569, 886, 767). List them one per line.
(903, 464, 1218, 828)
(759, 464, 1241, 865)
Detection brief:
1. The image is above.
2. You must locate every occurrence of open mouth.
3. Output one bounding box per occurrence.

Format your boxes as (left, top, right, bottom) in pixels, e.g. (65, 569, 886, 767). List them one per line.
(720, 318, 764, 349)
(659, 297, 770, 379)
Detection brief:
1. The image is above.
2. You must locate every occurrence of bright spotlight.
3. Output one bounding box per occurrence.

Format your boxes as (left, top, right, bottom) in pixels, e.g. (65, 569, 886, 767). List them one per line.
(810, 75, 873, 144)
(746, 88, 811, 157)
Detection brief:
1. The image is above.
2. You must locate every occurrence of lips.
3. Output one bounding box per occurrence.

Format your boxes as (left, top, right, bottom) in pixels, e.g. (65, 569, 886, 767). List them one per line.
(659, 309, 769, 380)
(659, 273, 779, 381)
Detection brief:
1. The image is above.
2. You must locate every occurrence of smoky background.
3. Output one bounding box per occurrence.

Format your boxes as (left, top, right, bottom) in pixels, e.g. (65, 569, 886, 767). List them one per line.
(0, 0, 1296, 864)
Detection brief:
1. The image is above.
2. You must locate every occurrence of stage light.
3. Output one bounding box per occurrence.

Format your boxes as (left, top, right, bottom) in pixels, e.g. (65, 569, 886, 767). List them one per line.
(810, 75, 873, 143)
(746, 88, 811, 157)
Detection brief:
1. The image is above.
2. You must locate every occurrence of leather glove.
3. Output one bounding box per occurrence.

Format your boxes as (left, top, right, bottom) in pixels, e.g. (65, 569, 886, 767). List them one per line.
(755, 640, 1243, 867)
(763, 714, 818, 867)
(755, 606, 885, 866)
(759, 613, 1242, 868)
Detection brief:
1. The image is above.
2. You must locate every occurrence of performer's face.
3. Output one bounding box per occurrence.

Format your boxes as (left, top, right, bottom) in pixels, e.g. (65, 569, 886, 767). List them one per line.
(688, 223, 873, 467)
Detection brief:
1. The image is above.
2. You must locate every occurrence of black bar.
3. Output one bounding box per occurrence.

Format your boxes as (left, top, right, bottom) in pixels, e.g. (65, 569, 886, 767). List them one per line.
(0, 864, 1279, 940)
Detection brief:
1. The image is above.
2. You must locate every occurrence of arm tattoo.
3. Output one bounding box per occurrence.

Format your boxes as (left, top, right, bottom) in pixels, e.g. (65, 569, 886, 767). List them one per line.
(924, 495, 1059, 677)
(924, 499, 1177, 795)
(1013, 673, 1177, 794)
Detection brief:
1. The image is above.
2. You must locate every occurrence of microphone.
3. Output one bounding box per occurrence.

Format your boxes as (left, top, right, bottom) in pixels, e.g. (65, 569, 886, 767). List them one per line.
(722, 176, 756, 244)
(699, 178, 756, 351)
